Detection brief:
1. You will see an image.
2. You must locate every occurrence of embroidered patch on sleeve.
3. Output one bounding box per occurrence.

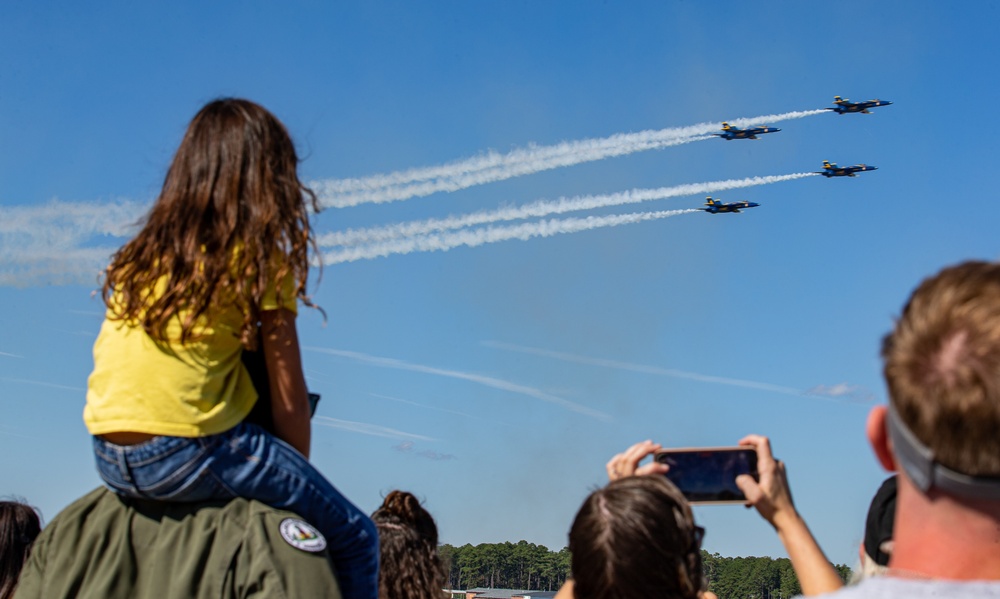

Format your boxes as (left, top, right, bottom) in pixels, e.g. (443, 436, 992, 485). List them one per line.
(279, 518, 328, 553)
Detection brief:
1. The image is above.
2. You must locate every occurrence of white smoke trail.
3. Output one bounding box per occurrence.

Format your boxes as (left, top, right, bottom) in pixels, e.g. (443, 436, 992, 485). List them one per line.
(313, 109, 827, 207)
(323, 208, 700, 264)
(318, 173, 816, 248)
(312, 416, 436, 441)
(0, 199, 145, 288)
(482, 341, 806, 397)
(307, 347, 610, 420)
(0, 199, 146, 238)
(0, 247, 115, 288)
(315, 135, 711, 208)
(483, 341, 877, 403)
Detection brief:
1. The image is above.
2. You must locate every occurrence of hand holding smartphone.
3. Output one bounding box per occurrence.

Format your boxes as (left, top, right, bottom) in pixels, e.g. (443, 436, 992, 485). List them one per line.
(654, 446, 759, 504)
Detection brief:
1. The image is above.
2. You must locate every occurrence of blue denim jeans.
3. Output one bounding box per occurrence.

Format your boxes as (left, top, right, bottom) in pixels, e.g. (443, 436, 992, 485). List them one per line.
(93, 422, 378, 599)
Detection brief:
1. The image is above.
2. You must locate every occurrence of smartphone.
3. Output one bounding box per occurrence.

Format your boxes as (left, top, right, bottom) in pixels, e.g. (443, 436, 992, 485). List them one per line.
(654, 447, 758, 505)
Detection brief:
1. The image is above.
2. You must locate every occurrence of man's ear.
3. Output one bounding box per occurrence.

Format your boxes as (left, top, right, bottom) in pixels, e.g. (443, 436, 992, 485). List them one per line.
(866, 405, 896, 472)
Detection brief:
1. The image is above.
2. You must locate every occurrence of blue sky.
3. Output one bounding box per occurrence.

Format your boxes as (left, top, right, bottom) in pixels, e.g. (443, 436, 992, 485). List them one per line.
(2, 1, 997, 567)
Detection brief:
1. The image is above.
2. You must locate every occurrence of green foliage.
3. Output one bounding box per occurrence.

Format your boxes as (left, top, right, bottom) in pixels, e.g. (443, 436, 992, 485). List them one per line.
(438, 543, 852, 597)
(439, 542, 570, 591)
(701, 550, 852, 599)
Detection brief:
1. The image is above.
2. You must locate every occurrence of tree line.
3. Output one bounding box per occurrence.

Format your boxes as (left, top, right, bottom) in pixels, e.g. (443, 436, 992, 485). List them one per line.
(702, 553, 852, 599)
(439, 542, 853, 598)
(440, 542, 570, 591)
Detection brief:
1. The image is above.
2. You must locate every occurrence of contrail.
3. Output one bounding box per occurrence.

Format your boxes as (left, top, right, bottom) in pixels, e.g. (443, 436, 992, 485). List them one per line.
(304, 347, 610, 420)
(483, 342, 805, 397)
(0, 199, 144, 288)
(318, 173, 815, 248)
(370, 393, 493, 423)
(482, 341, 872, 403)
(314, 136, 712, 208)
(0, 247, 115, 288)
(0, 377, 85, 392)
(312, 109, 828, 208)
(313, 416, 436, 441)
(322, 208, 700, 264)
(0, 199, 145, 244)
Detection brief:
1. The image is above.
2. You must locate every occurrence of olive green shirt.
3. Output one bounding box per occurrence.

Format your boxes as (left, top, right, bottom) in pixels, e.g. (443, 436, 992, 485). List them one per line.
(13, 487, 342, 599)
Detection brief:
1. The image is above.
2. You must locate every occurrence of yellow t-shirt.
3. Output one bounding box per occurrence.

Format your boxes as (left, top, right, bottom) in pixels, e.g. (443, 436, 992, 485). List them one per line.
(84, 271, 297, 437)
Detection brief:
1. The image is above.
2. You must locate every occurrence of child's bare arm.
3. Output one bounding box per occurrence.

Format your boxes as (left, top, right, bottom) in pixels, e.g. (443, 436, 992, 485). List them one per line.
(259, 308, 311, 458)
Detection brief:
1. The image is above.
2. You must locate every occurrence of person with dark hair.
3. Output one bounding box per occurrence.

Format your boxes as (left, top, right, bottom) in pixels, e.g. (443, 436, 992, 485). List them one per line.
(852, 475, 896, 583)
(809, 260, 1000, 597)
(371, 490, 445, 599)
(0, 501, 40, 599)
(569, 474, 706, 599)
(83, 98, 376, 599)
(560, 439, 844, 599)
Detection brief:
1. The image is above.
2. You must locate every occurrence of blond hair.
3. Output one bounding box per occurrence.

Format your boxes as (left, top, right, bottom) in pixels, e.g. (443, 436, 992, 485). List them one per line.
(882, 261, 1000, 476)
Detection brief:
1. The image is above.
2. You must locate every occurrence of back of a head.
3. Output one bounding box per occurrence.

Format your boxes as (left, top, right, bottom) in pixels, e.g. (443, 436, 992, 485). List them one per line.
(856, 475, 896, 581)
(0, 501, 41, 599)
(882, 261, 1000, 481)
(105, 97, 318, 348)
(569, 476, 703, 599)
(371, 491, 444, 599)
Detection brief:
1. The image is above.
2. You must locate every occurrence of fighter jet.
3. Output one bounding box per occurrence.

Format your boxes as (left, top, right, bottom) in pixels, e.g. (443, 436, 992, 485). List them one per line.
(817, 160, 878, 178)
(826, 96, 893, 115)
(700, 196, 760, 214)
(713, 122, 780, 140)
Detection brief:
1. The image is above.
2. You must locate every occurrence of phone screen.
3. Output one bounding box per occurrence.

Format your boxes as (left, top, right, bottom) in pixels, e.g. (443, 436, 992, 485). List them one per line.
(654, 447, 758, 504)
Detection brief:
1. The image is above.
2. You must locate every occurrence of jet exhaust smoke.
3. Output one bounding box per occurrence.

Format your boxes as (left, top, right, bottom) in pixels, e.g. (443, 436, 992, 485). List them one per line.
(313, 109, 828, 208)
(322, 208, 701, 264)
(317, 173, 816, 248)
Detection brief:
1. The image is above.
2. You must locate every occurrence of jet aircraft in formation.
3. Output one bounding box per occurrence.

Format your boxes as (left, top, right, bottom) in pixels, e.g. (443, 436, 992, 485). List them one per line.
(700, 197, 760, 214)
(826, 96, 893, 115)
(817, 160, 878, 178)
(713, 122, 780, 140)
(698, 96, 886, 213)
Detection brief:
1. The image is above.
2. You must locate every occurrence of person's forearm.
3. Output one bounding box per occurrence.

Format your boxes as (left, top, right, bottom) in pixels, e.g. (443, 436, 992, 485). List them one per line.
(260, 309, 311, 458)
(774, 511, 844, 596)
(554, 580, 574, 599)
(270, 387, 311, 458)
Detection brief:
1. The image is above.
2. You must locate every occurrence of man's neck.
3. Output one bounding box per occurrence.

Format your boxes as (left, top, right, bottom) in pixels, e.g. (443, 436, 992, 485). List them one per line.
(890, 477, 1000, 580)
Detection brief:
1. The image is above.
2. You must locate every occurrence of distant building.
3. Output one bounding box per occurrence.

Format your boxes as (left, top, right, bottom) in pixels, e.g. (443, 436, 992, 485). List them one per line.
(462, 588, 554, 599)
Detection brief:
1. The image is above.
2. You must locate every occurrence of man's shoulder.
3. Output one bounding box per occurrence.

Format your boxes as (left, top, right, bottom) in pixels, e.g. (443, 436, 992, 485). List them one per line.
(15, 488, 341, 599)
(814, 577, 1000, 599)
(236, 506, 343, 595)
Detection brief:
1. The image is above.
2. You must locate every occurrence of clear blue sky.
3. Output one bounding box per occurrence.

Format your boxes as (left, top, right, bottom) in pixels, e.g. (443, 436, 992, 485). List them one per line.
(2, 1, 997, 568)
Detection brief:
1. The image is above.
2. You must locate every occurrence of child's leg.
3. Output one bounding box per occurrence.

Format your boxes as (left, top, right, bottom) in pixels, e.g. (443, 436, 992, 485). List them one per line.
(201, 422, 378, 599)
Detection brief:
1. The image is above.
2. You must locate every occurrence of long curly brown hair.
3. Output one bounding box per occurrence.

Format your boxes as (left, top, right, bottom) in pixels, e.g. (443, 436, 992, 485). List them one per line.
(372, 490, 445, 599)
(101, 98, 319, 349)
